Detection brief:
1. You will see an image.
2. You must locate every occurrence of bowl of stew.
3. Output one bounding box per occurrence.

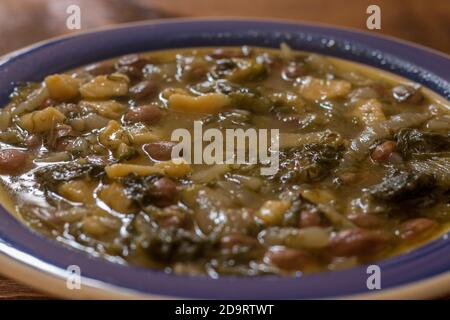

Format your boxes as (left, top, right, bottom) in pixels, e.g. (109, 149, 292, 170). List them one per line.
(0, 18, 449, 299)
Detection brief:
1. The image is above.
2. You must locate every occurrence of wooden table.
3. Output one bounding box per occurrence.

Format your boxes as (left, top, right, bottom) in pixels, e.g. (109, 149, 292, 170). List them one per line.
(0, 0, 449, 299)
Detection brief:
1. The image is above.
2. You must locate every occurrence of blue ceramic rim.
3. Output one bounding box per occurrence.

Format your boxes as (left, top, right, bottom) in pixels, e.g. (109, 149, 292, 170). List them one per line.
(0, 19, 449, 299)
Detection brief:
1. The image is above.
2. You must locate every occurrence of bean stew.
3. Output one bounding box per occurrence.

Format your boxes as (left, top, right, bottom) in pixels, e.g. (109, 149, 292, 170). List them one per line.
(0, 45, 449, 276)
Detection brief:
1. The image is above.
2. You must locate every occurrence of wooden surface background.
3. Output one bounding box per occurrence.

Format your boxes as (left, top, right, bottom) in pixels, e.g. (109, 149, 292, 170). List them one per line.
(0, 0, 449, 299)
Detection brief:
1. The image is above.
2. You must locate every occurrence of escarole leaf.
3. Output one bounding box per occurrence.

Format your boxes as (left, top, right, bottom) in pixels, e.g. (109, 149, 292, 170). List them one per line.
(342, 113, 429, 165)
(395, 128, 450, 159)
(409, 155, 450, 188)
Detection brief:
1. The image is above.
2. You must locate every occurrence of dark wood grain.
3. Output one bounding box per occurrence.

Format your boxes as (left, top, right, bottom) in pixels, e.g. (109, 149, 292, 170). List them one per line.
(0, 275, 51, 299)
(0, 0, 448, 299)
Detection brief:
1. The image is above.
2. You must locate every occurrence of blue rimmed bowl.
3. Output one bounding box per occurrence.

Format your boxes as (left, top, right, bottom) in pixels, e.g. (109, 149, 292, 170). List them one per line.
(0, 18, 449, 299)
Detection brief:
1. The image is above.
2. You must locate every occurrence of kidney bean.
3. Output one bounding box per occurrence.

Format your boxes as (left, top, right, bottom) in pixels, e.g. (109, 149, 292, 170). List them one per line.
(338, 172, 359, 185)
(392, 85, 424, 104)
(151, 177, 178, 207)
(220, 234, 258, 250)
(159, 213, 191, 229)
(115, 54, 151, 80)
(299, 209, 321, 228)
(0, 149, 29, 174)
(84, 62, 115, 76)
(370, 83, 386, 98)
(371, 140, 396, 162)
(398, 218, 437, 241)
(144, 141, 177, 161)
(23, 134, 42, 149)
(184, 65, 209, 82)
(129, 80, 159, 102)
(123, 105, 163, 125)
(328, 229, 389, 257)
(47, 123, 75, 150)
(264, 246, 312, 270)
(349, 213, 382, 229)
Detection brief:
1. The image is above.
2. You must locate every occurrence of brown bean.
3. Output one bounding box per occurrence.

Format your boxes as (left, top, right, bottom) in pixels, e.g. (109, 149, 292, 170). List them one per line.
(264, 246, 312, 270)
(220, 234, 258, 250)
(144, 141, 177, 161)
(398, 218, 437, 241)
(151, 177, 178, 207)
(0, 149, 29, 174)
(349, 213, 382, 229)
(370, 83, 386, 98)
(339, 172, 359, 185)
(392, 85, 424, 104)
(184, 66, 209, 82)
(371, 140, 396, 162)
(47, 123, 75, 150)
(84, 62, 115, 76)
(123, 105, 163, 125)
(129, 80, 159, 101)
(159, 214, 191, 229)
(328, 229, 389, 257)
(115, 54, 151, 80)
(299, 209, 321, 228)
(23, 134, 42, 149)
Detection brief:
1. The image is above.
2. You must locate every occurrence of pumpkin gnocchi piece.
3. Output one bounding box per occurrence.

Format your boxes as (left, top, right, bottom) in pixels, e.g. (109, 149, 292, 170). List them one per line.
(58, 180, 94, 203)
(168, 92, 231, 113)
(0, 110, 11, 130)
(45, 74, 80, 101)
(105, 163, 164, 178)
(80, 73, 129, 99)
(256, 200, 291, 225)
(127, 125, 164, 145)
(105, 159, 192, 179)
(18, 106, 66, 133)
(99, 120, 130, 149)
(153, 159, 193, 178)
(98, 182, 133, 213)
(81, 100, 127, 119)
